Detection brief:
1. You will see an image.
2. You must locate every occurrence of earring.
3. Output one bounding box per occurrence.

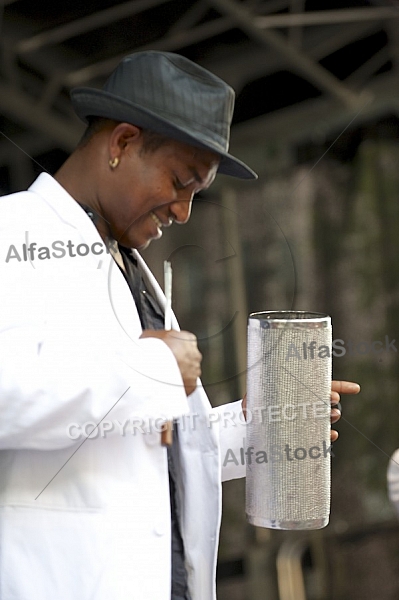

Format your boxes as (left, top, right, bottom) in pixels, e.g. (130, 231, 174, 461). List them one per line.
(109, 157, 119, 169)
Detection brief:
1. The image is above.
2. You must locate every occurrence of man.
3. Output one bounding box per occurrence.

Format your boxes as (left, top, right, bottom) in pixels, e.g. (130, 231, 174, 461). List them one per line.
(387, 449, 399, 518)
(0, 51, 359, 599)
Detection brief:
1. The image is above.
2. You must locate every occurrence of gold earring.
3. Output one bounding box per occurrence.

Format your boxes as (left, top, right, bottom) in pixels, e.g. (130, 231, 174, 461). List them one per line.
(109, 157, 119, 169)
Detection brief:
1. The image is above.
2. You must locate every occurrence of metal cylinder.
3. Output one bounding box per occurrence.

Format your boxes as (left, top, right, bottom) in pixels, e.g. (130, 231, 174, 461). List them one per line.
(245, 311, 332, 530)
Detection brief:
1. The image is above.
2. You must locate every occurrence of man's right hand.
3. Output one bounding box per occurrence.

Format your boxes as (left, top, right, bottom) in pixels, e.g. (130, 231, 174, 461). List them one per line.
(140, 330, 202, 396)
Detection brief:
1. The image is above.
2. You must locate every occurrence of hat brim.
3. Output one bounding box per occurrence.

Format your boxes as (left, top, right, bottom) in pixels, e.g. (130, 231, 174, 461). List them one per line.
(70, 88, 258, 180)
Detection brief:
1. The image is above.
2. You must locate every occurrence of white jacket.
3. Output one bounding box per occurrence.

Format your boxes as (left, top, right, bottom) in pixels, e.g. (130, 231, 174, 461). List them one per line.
(387, 449, 399, 518)
(0, 173, 246, 600)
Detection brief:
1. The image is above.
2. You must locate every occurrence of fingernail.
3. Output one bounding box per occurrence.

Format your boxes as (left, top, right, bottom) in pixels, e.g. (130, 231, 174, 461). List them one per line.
(351, 383, 361, 390)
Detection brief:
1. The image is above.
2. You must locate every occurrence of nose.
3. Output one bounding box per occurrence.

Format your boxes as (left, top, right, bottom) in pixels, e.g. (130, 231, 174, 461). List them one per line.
(169, 197, 193, 224)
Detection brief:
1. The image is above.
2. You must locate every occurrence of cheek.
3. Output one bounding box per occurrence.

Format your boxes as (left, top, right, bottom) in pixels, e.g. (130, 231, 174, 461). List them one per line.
(120, 188, 151, 221)
(117, 195, 156, 236)
(137, 165, 172, 204)
(109, 174, 168, 231)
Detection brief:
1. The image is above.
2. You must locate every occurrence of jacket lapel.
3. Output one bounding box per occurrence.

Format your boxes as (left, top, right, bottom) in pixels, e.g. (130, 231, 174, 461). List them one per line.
(132, 249, 180, 331)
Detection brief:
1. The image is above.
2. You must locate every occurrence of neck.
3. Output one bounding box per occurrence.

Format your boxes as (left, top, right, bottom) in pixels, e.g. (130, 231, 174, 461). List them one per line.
(54, 149, 112, 243)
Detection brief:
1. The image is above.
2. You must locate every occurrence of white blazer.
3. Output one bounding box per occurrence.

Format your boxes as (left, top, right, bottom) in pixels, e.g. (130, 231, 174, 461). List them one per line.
(388, 449, 399, 519)
(0, 173, 246, 600)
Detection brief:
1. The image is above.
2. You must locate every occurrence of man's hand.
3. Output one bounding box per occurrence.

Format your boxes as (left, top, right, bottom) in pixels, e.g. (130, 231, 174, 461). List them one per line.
(140, 330, 202, 396)
(241, 380, 361, 442)
(330, 380, 360, 441)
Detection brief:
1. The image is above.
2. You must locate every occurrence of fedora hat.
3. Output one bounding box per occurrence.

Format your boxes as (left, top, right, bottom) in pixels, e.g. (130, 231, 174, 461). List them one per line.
(70, 51, 257, 180)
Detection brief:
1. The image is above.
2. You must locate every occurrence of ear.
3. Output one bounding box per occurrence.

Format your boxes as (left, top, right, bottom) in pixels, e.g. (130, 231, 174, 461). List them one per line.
(108, 123, 142, 162)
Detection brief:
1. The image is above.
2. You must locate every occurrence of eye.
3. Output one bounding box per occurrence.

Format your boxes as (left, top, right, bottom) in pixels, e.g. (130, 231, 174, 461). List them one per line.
(173, 177, 185, 191)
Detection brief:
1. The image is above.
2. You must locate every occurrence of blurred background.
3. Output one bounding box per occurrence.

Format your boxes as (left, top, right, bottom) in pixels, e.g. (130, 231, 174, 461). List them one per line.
(1, 0, 399, 597)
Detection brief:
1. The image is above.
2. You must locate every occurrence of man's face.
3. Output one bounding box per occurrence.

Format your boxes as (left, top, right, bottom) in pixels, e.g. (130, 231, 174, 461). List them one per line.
(102, 134, 220, 249)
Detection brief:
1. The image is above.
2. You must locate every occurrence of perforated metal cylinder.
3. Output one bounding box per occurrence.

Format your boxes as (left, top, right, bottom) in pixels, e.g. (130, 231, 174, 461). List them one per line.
(245, 311, 332, 530)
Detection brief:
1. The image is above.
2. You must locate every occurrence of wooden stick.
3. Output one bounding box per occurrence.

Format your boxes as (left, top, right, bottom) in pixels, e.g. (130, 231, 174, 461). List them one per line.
(161, 260, 173, 447)
(164, 260, 172, 331)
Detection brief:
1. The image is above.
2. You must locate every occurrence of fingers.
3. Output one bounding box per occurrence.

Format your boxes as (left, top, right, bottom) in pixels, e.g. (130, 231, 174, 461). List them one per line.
(330, 407, 341, 424)
(140, 329, 197, 342)
(242, 393, 247, 421)
(331, 429, 339, 442)
(329, 381, 360, 443)
(330, 390, 342, 404)
(140, 329, 202, 396)
(170, 331, 201, 396)
(331, 380, 360, 394)
(330, 380, 359, 423)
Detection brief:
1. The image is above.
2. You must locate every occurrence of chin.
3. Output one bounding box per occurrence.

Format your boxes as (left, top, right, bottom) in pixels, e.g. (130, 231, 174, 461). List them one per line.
(134, 238, 153, 251)
(118, 233, 150, 250)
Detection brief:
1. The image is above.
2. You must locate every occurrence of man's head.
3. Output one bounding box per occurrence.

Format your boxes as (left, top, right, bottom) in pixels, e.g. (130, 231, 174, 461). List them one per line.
(72, 117, 220, 249)
(62, 51, 256, 249)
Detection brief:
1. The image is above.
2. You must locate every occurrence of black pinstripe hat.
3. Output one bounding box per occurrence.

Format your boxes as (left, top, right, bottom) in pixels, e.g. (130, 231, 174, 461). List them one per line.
(70, 51, 257, 180)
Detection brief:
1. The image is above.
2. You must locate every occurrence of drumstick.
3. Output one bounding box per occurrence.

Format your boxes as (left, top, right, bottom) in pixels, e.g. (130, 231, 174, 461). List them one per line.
(161, 261, 173, 447)
(164, 260, 172, 331)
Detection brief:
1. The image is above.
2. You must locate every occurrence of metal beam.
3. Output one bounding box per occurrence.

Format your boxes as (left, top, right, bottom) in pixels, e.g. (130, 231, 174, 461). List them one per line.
(63, 11, 377, 93)
(167, 1, 209, 35)
(256, 6, 399, 29)
(345, 46, 391, 88)
(304, 21, 380, 66)
(58, 0, 290, 87)
(387, 21, 399, 72)
(209, 0, 360, 107)
(64, 16, 233, 86)
(16, 0, 172, 54)
(0, 81, 81, 150)
(230, 71, 399, 150)
(203, 21, 380, 91)
(276, 539, 308, 600)
(288, 0, 305, 48)
(254, 0, 289, 15)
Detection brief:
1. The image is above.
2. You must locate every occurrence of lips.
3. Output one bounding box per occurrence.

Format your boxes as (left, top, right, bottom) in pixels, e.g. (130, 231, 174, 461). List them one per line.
(150, 212, 163, 228)
(151, 212, 173, 228)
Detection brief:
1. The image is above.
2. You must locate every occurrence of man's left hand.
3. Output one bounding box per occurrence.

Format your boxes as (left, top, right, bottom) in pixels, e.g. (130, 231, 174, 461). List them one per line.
(329, 380, 360, 441)
(241, 380, 360, 442)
